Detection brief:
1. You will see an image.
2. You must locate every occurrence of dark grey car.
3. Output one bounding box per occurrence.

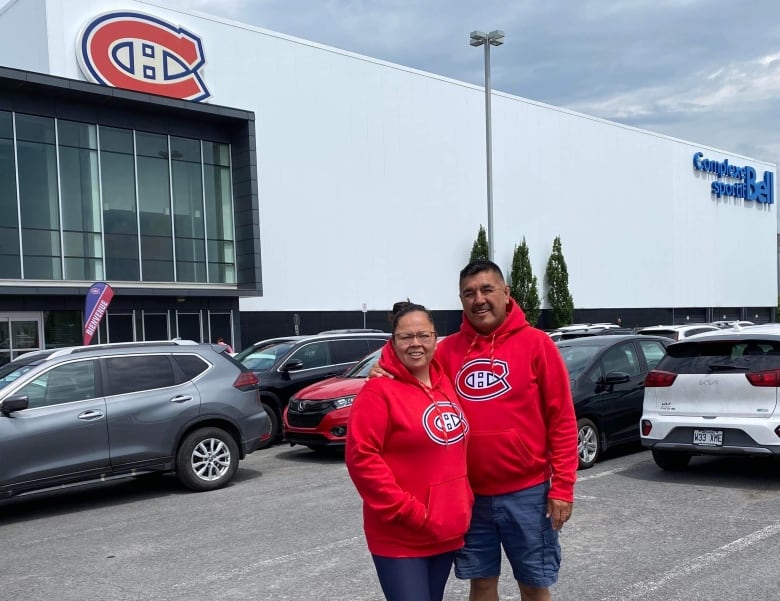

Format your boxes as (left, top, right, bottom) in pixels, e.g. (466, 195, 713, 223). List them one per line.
(0, 340, 270, 499)
(235, 332, 389, 446)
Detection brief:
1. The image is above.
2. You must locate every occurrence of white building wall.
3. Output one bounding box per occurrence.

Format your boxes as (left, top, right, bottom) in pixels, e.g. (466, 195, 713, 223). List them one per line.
(3, 0, 777, 313)
(0, 0, 51, 73)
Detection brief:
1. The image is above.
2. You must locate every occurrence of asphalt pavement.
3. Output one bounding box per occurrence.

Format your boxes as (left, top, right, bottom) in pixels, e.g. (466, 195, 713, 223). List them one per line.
(2, 444, 780, 600)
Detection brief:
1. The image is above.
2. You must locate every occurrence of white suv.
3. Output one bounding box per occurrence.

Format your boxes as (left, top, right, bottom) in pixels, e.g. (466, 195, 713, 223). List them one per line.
(641, 327, 780, 470)
(636, 324, 720, 341)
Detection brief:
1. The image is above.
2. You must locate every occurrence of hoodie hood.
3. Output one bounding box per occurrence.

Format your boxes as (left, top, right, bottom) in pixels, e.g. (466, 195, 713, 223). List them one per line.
(377, 338, 447, 390)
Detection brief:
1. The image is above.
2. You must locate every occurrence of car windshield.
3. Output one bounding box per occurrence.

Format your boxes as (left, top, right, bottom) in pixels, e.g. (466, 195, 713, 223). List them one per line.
(238, 341, 297, 372)
(557, 344, 602, 379)
(0, 362, 39, 392)
(346, 349, 381, 378)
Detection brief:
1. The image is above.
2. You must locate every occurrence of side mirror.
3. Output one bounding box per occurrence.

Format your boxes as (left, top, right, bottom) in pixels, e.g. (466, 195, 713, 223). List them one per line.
(280, 359, 305, 372)
(0, 395, 29, 414)
(604, 372, 631, 385)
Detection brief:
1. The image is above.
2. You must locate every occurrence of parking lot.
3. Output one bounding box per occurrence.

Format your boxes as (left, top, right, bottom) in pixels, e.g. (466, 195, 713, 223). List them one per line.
(2, 444, 780, 601)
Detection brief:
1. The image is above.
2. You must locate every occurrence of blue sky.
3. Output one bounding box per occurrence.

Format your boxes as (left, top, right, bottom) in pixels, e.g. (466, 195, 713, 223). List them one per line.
(163, 0, 780, 166)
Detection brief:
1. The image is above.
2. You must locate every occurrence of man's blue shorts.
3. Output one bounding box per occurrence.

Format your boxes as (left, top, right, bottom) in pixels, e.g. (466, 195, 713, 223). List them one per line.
(454, 482, 561, 588)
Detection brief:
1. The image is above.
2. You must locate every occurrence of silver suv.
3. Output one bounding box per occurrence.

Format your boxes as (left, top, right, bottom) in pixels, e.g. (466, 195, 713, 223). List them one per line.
(0, 340, 270, 499)
(641, 326, 780, 470)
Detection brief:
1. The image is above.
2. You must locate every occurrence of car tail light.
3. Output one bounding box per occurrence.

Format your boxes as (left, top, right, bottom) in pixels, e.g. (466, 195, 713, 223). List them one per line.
(746, 369, 780, 387)
(644, 370, 677, 387)
(234, 371, 259, 391)
(641, 419, 652, 436)
(775, 425, 780, 438)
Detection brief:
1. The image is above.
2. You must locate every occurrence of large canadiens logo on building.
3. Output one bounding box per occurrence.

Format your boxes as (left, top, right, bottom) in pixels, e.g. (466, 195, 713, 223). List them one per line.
(77, 11, 211, 102)
(422, 401, 469, 445)
(455, 359, 511, 401)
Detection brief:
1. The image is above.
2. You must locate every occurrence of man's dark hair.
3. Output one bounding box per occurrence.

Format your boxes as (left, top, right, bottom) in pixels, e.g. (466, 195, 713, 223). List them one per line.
(459, 259, 505, 284)
(391, 303, 434, 333)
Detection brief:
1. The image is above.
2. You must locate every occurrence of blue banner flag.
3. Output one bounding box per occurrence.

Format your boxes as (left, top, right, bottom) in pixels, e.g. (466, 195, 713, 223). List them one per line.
(83, 282, 114, 345)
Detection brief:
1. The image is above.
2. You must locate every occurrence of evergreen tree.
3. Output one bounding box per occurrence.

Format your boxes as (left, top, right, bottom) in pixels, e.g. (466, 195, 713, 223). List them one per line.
(469, 225, 489, 262)
(545, 235, 574, 328)
(509, 238, 540, 326)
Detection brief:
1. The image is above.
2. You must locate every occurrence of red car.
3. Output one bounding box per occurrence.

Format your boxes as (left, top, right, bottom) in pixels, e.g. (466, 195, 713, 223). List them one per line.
(283, 348, 380, 453)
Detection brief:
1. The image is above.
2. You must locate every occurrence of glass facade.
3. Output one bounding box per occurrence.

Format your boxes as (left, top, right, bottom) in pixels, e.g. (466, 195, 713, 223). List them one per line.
(0, 111, 236, 284)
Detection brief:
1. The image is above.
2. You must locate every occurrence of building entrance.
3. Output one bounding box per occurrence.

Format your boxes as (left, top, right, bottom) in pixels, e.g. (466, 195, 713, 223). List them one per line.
(0, 313, 43, 364)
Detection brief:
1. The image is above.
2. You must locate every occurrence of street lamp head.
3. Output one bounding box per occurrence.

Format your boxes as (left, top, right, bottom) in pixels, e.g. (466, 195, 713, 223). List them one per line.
(488, 30, 505, 46)
(470, 30, 487, 46)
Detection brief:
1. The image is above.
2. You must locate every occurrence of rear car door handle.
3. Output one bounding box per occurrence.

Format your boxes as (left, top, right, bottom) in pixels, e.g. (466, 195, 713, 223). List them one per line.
(78, 410, 104, 420)
(170, 395, 193, 403)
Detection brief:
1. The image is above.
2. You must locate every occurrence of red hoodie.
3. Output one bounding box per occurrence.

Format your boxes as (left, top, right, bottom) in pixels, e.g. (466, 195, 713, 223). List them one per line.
(436, 298, 578, 502)
(346, 340, 473, 558)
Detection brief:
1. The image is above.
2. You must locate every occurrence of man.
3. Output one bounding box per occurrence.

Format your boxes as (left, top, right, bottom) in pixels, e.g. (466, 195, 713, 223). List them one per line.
(434, 259, 578, 601)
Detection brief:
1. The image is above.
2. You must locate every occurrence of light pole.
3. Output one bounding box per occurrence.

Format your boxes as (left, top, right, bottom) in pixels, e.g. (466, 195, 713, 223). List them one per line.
(470, 29, 504, 262)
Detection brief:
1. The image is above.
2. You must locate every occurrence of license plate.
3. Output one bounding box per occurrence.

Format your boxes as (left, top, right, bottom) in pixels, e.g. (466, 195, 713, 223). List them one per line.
(693, 429, 723, 446)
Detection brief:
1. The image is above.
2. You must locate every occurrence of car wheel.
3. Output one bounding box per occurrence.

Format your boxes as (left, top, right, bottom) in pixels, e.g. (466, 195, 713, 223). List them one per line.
(175, 427, 239, 492)
(257, 402, 280, 449)
(577, 418, 600, 469)
(652, 449, 691, 471)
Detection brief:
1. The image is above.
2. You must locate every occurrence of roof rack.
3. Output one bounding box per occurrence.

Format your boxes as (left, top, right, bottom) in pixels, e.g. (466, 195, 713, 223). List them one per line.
(317, 329, 385, 334)
(47, 339, 199, 360)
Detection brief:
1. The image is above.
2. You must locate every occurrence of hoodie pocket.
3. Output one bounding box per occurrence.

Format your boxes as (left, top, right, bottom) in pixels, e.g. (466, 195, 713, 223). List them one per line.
(467, 429, 540, 492)
(424, 476, 474, 541)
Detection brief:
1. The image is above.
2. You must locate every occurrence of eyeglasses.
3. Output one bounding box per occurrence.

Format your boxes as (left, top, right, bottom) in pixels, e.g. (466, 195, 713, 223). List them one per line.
(393, 331, 436, 344)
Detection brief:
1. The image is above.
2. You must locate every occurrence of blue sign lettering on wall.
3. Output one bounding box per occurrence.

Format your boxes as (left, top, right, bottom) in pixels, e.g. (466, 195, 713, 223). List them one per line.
(692, 152, 774, 205)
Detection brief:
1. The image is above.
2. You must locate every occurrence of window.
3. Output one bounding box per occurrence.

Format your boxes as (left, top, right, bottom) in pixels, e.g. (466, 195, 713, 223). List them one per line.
(173, 354, 209, 381)
(331, 339, 384, 364)
(289, 342, 331, 369)
(101, 126, 140, 281)
(16, 114, 60, 279)
(638, 340, 667, 371)
(17, 360, 96, 409)
(177, 312, 202, 342)
(136, 132, 173, 281)
(0, 111, 20, 278)
(104, 354, 176, 395)
(59, 120, 102, 281)
(171, 136, 206, 283)
(106, 313, 135, 343)
(660, 340, 780, 374)
(143, 312, 169, 341)
(44, 311, 82, 349)
(0, 115, 237, 285)
(208, 312, 232, 347)
(204, 142, 234, 284)
(600, 344, 640, 377)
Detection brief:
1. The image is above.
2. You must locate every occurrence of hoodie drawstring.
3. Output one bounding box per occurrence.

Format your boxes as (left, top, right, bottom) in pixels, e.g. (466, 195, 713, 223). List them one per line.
(462, 332, 499, 374)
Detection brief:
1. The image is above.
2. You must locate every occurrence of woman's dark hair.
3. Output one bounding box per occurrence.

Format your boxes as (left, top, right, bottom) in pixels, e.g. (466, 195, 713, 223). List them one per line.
(391, 303, 435, 333)
(391, 300, 412, 315)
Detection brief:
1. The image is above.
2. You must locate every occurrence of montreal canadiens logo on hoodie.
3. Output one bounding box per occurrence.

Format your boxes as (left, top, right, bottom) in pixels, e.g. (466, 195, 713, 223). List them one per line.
(455, 359, 511, 401)
(422, 401, 469, 444)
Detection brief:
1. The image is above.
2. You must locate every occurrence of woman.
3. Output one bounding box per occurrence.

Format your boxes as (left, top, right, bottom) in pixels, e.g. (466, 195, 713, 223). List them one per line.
(346, 303, 473, 601)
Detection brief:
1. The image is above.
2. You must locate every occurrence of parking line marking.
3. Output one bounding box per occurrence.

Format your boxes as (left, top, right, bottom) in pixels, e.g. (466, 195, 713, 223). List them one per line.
(577, 466, 635, 481)
(255, 535, 365, 568)
(167, 535, 365, 592)
(600, 523, 780, 601)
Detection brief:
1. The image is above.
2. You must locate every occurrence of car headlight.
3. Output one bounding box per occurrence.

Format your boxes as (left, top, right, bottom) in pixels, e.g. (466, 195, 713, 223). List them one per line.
(330, 395, 356, 409)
